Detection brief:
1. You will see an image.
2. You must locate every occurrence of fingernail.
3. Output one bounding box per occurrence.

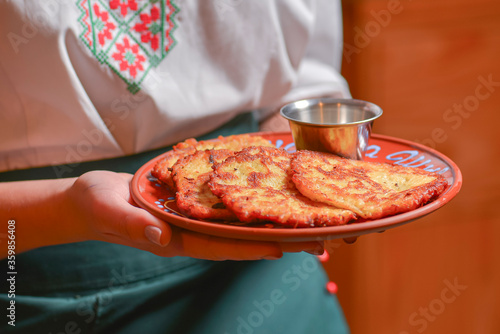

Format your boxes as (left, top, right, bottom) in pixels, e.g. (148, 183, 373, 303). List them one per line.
(305, 248, 324, 256)
(145, 226, 163, 246)
(316, 250, 330, 262)
(343, 237, 358, 244)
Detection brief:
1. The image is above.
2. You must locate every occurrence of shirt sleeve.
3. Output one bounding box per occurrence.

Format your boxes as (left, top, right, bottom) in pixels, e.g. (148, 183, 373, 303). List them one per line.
(257, 0, 351, 122)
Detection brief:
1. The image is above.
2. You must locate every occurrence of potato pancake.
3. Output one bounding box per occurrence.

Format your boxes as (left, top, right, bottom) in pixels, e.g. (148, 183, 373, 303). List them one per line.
(291, 150, 448, 219)
(208, 147, 356, 227)
(172, 149, 238, 221)
(151, 134, 273, 189)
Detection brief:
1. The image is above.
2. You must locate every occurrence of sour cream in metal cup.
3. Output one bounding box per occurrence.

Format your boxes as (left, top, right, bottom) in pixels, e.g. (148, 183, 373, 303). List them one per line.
(280, 98, 383, 160)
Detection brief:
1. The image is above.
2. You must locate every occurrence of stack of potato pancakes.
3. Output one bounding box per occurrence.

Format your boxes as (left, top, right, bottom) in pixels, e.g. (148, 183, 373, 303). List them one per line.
(151, 134, 447, 228)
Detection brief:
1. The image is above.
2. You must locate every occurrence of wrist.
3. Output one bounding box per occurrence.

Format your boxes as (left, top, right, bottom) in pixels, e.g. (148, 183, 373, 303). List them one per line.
(56, 177, 96, 245)
(1, 177, 91, 256)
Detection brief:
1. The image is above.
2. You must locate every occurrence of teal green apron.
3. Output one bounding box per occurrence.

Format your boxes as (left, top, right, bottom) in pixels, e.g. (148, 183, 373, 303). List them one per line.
(0, 112, 349, 333)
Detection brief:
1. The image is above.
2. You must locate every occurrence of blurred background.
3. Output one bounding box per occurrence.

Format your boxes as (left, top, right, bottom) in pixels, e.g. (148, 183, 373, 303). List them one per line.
(322, 0, 500, 333)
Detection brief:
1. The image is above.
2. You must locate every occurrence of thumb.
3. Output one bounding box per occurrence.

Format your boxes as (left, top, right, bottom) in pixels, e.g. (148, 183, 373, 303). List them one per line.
(97, 192, 172, 247)
(122, 205, 172, 247)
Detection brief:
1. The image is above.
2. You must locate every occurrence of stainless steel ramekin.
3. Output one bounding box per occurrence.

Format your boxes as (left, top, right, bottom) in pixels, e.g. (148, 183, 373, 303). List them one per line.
(280, 98, 383, 160)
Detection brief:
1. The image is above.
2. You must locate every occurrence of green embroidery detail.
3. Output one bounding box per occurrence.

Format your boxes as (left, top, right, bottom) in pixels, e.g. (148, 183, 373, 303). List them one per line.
(76, 0, 92, 49)
(124, 50, 136, 64)
(94, 17, 105, 31)
(149, 54, 161, 67)
(96, 50, 108, 64)
(76, 0, 179, 94)
(149, 22, 161, 35)
(127, 82, 141, 94)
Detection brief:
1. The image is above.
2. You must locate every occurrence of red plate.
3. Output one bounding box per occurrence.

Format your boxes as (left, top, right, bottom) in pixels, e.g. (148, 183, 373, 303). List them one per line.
(131, 132, 462, 242)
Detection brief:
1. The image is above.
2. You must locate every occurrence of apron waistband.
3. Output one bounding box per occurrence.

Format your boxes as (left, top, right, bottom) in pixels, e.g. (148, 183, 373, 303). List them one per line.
(0, 111, 259, 181)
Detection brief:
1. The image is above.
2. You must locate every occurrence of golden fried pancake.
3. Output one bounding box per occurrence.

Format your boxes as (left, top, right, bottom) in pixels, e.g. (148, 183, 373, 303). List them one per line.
(151, 134, 273, 189)
(208, 147, 356, 227)
(151, 147, 195, 189)
(291, 150, 448, 219)
(172, 149, 237, 221)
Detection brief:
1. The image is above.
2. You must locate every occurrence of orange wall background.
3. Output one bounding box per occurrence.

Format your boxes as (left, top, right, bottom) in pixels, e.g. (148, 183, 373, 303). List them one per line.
(323, 0, 500, 333)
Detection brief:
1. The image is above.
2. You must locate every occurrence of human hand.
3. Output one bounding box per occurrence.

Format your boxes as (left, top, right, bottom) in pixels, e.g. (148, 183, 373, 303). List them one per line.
(67, 171, 323, 261)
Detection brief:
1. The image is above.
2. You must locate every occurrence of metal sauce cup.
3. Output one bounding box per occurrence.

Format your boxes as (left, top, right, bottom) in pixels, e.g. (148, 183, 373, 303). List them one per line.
(280, 98, 383, 160)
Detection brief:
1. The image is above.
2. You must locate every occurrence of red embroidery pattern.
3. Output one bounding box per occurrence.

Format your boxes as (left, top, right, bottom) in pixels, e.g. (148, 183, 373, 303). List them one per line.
(109, 0, 138, 16)
(134, 6, 161, 51)
(77, 0, 179, 93)
(112, 37, 146, 79)
(93, 4, 116, 46)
